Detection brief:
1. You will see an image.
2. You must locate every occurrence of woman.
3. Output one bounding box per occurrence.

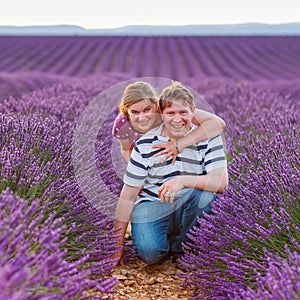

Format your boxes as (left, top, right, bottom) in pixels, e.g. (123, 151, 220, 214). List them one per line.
(112, 81, 226, 163)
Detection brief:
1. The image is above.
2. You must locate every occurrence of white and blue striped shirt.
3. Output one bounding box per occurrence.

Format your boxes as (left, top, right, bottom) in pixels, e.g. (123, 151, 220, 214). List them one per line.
(124, 124, 227, 204)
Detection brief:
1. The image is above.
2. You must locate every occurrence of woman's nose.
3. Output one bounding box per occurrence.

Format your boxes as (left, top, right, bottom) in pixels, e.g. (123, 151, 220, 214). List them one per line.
(138, 113, 146, 121)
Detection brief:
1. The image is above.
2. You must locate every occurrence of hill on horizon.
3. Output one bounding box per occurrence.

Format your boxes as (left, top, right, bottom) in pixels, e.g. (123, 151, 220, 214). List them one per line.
(0, 23, 300, 36)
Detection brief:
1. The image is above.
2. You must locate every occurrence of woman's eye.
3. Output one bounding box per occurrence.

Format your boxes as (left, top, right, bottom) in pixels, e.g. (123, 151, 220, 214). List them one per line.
(131, 111, 138, 115)
(167, 112, 174, 116)
(144, 107, 151, 112)
(180, 111, 187, 115)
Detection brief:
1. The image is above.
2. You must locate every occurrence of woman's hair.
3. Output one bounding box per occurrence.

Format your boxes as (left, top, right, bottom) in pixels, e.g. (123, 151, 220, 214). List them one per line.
(119, 81, 158, 117)
(159, 81, 194, 111)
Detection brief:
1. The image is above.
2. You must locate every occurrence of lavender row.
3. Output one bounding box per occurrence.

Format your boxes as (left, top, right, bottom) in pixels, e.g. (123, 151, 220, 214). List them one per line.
(0, 112, 120, 298)
(0, 71, 69, 101)
(179, 80, 300, 299)
(0, 72, 130, 118)
(0, 36, 300, 80)
(0, 74, 134, 298)
(0, 188, 118, 299)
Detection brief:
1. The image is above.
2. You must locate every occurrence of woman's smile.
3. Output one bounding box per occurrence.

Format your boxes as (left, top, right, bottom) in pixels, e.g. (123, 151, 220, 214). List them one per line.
(127, 99, 161, 133)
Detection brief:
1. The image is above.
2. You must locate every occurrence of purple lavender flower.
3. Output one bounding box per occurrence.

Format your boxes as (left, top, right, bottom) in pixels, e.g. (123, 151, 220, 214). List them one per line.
(0, 188, 117, 299)
(235, 247, 300, 300)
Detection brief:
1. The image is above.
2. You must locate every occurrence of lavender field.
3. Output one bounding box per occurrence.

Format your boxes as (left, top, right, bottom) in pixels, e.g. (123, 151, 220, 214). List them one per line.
(0, 36, 299, 299)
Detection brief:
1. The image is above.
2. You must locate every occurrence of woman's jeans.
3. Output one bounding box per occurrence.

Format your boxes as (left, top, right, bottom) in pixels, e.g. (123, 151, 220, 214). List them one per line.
(131, 188, 215, 265)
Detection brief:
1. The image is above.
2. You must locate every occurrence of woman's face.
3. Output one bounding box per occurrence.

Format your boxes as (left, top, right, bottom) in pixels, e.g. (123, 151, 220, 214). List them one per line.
(127, 99, 160, 133)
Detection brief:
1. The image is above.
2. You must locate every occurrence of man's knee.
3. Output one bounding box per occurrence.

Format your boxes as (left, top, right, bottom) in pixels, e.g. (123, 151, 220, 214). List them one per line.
(189, 190, 214, 211)
(198, 191, 215, 208)
(138, 247, 169, 265)
(133, 238, 170, 265)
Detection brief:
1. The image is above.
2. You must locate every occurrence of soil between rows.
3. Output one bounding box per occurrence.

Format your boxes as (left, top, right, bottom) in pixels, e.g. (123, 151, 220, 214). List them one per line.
(109, 256, 194, 300)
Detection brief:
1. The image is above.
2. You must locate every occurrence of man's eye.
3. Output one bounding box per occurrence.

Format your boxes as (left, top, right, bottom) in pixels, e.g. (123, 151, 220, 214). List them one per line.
(131, 111, 138, 115)
(144, 107, 151, 112)
(167, 112, 174, 116)
(180, 111, 187, 115)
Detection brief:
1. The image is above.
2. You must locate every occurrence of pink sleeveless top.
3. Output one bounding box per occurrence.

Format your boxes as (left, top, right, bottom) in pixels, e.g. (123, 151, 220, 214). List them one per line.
(112, 114, 143, 148)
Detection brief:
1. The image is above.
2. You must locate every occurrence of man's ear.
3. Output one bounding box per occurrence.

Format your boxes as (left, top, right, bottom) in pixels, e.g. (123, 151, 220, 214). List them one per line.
(156, 101, 162, 113)
(157, 102, 163, 117)
(191, 107, 195, 117)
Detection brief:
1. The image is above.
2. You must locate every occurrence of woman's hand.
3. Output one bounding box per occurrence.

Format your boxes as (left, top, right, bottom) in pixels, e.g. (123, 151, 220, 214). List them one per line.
(158, 177, 185, 203)
(152, 139, 179, 164)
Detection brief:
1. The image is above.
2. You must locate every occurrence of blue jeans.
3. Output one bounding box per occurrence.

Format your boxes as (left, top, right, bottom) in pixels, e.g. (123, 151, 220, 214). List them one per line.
(131, 189, 215, 265)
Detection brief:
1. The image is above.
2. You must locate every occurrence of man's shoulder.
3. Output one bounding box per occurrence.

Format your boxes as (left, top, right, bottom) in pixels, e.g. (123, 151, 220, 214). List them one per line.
(207, 135, 224, 145)
(185, 134, 224, 155)
(135, 124, 164, 145)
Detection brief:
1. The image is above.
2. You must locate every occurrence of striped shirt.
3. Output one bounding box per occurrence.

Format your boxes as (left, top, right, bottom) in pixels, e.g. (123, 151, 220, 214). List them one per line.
(123, 124, 227, 204)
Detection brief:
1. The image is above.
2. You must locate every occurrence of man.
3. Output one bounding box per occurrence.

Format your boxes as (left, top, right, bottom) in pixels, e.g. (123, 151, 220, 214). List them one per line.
(113, 82, 228, 266)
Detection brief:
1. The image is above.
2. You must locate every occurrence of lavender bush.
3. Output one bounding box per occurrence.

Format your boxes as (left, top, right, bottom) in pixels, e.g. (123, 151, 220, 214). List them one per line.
(0, 188, 117, 299)
(235, 246, 300, 300)
(0, 76, 133, 298)
(179, 81, 300, 299)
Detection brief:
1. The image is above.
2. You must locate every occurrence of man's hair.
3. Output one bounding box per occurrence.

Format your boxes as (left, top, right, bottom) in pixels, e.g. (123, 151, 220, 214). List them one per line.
(119, 81, 157, 117)
(159, 81, 194, 111)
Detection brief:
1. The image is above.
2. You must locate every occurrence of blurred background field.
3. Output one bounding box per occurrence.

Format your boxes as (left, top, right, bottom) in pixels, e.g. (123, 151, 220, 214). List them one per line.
(0, 36, 299, 80)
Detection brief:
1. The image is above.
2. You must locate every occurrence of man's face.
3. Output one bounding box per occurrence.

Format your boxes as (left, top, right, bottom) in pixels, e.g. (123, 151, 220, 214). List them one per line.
(161, 99, 194, 139)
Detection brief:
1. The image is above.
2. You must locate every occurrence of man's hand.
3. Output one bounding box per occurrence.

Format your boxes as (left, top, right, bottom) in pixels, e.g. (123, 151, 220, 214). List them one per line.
(158, 177, 185, 203)
(113, 219, 130, 266)
(111, 244, 125, 266)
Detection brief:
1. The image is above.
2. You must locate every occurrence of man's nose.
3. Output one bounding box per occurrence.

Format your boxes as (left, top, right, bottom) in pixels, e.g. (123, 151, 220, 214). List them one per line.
(173, 113, 182, 122)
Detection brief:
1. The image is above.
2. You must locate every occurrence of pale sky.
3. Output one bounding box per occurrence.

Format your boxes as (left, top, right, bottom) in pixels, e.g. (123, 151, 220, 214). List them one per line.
(1, 0, 300, 29)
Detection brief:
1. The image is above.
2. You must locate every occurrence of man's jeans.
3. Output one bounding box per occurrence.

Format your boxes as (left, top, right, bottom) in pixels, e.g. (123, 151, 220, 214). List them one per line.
(131, 189, 215, 265)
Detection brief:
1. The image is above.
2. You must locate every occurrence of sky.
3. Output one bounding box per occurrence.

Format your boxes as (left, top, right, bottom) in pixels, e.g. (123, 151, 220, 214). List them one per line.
(1, 0, 300, 29)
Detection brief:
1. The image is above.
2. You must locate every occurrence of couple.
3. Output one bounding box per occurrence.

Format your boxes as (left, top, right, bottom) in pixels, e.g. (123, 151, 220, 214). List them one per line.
(112, 81, 228, 266)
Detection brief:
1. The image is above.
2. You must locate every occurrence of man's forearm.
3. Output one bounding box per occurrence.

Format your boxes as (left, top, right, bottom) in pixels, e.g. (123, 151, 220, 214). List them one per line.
(114, 219, 129, 246)
(114, 184, 139, 230)
(115, 196, 136, 222)
(113, 184, 139, 265)
(180, 170, 228, 193)
(113, 198, 134, 254)
(178, 119, 226, 151)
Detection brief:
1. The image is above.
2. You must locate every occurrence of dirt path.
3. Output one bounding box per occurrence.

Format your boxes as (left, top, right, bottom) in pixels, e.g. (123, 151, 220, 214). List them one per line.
(89, 229, 194, 299)
(109, 256, 194, 299)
